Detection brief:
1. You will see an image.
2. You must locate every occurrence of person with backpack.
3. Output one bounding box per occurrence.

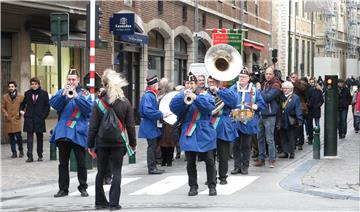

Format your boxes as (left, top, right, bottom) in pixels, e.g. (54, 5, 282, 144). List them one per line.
(87, 69, 136, 210)
(50, 69, 92, 198)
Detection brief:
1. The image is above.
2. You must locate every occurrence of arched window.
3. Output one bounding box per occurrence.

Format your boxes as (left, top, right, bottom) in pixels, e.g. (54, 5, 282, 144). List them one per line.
(174, 36, 188, 85)
(197, 40, 207, 63)
(148, 30, 165, 78)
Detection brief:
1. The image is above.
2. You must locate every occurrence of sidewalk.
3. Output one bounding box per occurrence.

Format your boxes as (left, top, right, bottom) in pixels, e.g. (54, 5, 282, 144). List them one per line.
(280, 116, 360, 200)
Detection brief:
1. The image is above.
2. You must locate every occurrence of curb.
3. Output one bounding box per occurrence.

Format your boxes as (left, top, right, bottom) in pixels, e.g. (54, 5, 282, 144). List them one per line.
(279, 160, 360, 201)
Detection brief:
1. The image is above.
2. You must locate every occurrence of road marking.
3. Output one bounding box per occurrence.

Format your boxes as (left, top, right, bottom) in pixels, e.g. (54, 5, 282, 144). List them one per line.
(199, 176, 259, 195)
(69, 177, 141, 196)
(129, 175, 188, 195)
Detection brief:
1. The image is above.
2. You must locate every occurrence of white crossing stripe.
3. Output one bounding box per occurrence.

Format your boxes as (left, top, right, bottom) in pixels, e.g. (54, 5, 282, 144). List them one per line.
(199, 176, 259, 195)
(129, 175, 188, 195)
(69, 177, 141, 196)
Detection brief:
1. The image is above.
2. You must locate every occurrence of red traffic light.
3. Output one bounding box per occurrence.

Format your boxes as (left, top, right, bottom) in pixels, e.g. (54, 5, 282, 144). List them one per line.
(326, 78, 333, 85)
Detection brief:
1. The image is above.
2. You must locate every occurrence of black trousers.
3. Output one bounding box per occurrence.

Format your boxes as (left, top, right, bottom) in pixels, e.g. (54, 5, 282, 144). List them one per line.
(233, 133, 252, 169)
(185, 151, 216, 189)
(296, 123, 305, 146)
(26, 132, 43, 158)
(95, 147, 126, 207)
(216, 139, 230, 180)
(147, 138, 158, 171)
(280, 127, 297, 154)
(57, 139, 87, 192)
(161, 147, 174, 166)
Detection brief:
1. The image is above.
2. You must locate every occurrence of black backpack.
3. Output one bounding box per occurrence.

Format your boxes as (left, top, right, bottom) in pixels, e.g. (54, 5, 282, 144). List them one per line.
(97, 102, 123, 143)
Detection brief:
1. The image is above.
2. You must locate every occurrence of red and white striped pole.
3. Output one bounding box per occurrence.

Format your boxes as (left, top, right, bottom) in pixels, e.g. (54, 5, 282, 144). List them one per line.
(89, 0, 96, 100)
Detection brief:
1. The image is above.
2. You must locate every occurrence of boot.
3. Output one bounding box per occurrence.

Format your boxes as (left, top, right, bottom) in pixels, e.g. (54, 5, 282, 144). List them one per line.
(188, 186, 198, 196)
(11, 152, 17, 158)
(19, 151, 24, 158)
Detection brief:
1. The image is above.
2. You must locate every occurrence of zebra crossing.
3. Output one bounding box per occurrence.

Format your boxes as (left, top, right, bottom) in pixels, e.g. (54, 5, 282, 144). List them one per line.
(69, 175, 259, 197)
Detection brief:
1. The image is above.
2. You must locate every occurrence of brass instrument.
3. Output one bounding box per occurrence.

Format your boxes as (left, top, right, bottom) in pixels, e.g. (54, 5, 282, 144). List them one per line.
(184, 89, 195, 105)
(66, 84, 75, 98)
(204, 44, 243, 115)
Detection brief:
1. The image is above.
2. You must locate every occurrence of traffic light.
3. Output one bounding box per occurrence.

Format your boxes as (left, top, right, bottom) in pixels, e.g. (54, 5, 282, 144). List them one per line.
(324, 75, 338, 156)
(86, 3, 103, 48)
(95, 4, 102, 47)
(325, 77, 334, 89)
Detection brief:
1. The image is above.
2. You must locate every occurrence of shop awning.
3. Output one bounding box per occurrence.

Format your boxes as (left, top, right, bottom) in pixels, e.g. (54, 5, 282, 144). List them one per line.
(243, 39, 264, 51)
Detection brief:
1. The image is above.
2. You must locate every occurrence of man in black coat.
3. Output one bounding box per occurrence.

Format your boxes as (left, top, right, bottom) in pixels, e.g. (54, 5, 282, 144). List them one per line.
(337, 79, 352, 139)
(20, 77, 50, 162)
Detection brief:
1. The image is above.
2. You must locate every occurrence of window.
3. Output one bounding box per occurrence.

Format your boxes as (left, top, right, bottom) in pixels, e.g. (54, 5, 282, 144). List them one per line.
(307, 41, 310, 74)
(302, 1, 305, 18)
(295, 38, 299, 72)
(148, 30, 164, 49)
(255, 0, 259, 16)
(219, 19, 223, 28)
(244, 0, 247, 11)
(158, 1, 163, 15)
(182, 5, 187, 23)
(124, 0, 132, 6)
(218, 0, 223, 13)
(202, 13, 206, 30)
(301, 40, 305, 76)
(289, 37, 292, 73)
(233, 23, 237, 29)
(295, 2, 299, 17)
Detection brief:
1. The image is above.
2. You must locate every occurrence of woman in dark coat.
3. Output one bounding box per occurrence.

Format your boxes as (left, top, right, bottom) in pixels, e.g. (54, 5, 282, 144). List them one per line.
(88, 69, 136, 210)
(308, 83, 324, 128)
(20, 77, 50, 162)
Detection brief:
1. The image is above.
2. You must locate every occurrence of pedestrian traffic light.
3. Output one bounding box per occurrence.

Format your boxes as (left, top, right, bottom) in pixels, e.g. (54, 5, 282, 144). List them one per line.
(95, 4, 102, 47)
(326, 77, 333, 89)
(324, 75, 338, 156)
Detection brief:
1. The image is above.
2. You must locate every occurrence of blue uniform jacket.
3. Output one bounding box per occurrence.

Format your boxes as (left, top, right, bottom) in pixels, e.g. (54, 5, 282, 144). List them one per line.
(49, 87, 93, 148)
(281, 94, 303, 129)
(170, 91, 216, 152)
(138, 91, 163, 139)
(229, 82, 266, 135)
(214, 88, 238, 142)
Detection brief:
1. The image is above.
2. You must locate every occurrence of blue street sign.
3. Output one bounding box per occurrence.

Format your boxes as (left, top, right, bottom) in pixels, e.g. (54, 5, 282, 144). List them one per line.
(110, 13, 134, 35)
(120, 33, 148, 45)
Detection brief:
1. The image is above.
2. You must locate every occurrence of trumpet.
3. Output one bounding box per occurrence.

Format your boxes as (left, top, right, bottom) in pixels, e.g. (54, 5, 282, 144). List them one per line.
(65, 84, 75, 98)
(184, 89, 195, 105)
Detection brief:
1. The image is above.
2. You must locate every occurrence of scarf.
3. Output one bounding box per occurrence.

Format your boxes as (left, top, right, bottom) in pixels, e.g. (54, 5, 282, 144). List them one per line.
(146, 86, 159, 95)
(356, 91, 360, 112)
(9, 91, 17, 101)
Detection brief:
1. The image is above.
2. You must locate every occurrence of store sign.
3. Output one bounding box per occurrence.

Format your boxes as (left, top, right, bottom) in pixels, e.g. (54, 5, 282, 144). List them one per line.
(120, 33, 148, 45)
(212, 33, 243, 53)
(109, 13, 134, 35)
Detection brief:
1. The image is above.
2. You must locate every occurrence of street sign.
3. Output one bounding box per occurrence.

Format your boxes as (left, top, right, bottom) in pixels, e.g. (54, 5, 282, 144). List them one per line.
(212, 33, 243, 53)
(109, 13, 135, 35)
(50, 13, 69, 41)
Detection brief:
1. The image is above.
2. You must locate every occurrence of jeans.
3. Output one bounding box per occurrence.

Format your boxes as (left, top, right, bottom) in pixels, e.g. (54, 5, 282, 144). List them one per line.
(8, 132, 23, 153)
(57, 139, 87, 192)
(314, 118, 320, 128)
(257, 116, 276, 161)
(337, 108, 349, 136)
(95, 147, 125, 207)
(233, 132, 252, 169)
(26, 132, 43, 158)
(185, 151, 216, 189)
(353, 115, 360, 131)
(147, 138, 158, 171)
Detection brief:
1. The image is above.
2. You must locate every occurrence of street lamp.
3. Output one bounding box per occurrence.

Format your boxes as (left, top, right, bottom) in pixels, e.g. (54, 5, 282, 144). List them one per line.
(41, 50, 54, 66)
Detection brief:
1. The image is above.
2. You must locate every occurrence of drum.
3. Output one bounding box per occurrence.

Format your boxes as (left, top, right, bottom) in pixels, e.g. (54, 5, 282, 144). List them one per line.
(159, 91, 179, 125)
(230, 108, 254, 123)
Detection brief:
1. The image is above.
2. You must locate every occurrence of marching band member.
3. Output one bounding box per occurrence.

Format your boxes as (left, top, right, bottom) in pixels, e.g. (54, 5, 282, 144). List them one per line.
(170, 74, 217, 196)
(208, 76, 238, 185)
(230, 67, 266, 175)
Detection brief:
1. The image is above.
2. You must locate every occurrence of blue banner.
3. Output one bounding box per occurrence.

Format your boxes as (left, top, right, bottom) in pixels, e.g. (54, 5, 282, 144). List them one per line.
(120, 33, 148, 45)
(110, 13, 134, 35)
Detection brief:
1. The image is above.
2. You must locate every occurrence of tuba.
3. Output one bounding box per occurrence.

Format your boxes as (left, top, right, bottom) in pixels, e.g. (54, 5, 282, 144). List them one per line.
(204, 44, 243, 115)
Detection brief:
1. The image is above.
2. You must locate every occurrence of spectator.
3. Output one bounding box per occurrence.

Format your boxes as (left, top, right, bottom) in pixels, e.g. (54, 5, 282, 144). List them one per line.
(308, 80, 324, 129)
(337, 79, 352, 139)
(352, 82, 360, 133)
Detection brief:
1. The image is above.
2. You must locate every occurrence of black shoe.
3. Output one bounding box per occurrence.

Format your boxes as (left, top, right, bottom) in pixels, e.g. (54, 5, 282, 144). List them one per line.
(11, 153, 17, 158)
(188, 186, 198, 196)
(209, 187, 217, 196)
(167, 161, 172, 167)
(297, 145, 303, 151)
(148, 169, 165, 175)
(240, 168, 248, 175)
(161, 161, 166, 166)
(231, 168, 241, 175)
(54, 190, 68, 198)
(109, 205, 122, 211)
(26, 158, 33, 162)
(37, 157, 43, 162)
(175, 152, 181, 159)
(219, 179, 228, 185)
(289, 153, 295, 159)
(79, 189, 89, 197)
(95, 204, 109, 210)
(19, 151, 24, 158)
(355, 130, 359, 134)
(307, 139, 313, 145)
(278, 152, 289, 158)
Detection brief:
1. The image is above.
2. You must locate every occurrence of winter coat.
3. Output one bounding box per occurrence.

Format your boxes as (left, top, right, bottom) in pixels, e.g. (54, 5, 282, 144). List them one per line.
(49, 87, 93, 148)
(293, 80, 309, 115)
(260, 79, 282, 117)
(308, 87, 324, 118)
(280, 93, 303, 129)
(87, 94, 136, 149)
(229, 82, 266, 135)
(212, 88, 238, 142)
(138, 90, 163, 139)
(338, 86, 352, 109)
(170, 90, 216, 152)
(2, 92, 24, 133)
(21, 88, 50, 133)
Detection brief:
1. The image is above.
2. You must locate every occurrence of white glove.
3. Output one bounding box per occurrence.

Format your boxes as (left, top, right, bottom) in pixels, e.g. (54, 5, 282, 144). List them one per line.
(209, 86, 219, 94)
(188, 92, 197, 101)
(252, 104, 258, 110)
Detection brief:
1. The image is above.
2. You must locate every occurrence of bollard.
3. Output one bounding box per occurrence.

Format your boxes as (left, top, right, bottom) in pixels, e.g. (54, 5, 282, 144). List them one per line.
(70, 149, 77, 172)
(313, 126, 320, 159)
(129, 152, 136, 164)
(50, 143, 57, 160)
